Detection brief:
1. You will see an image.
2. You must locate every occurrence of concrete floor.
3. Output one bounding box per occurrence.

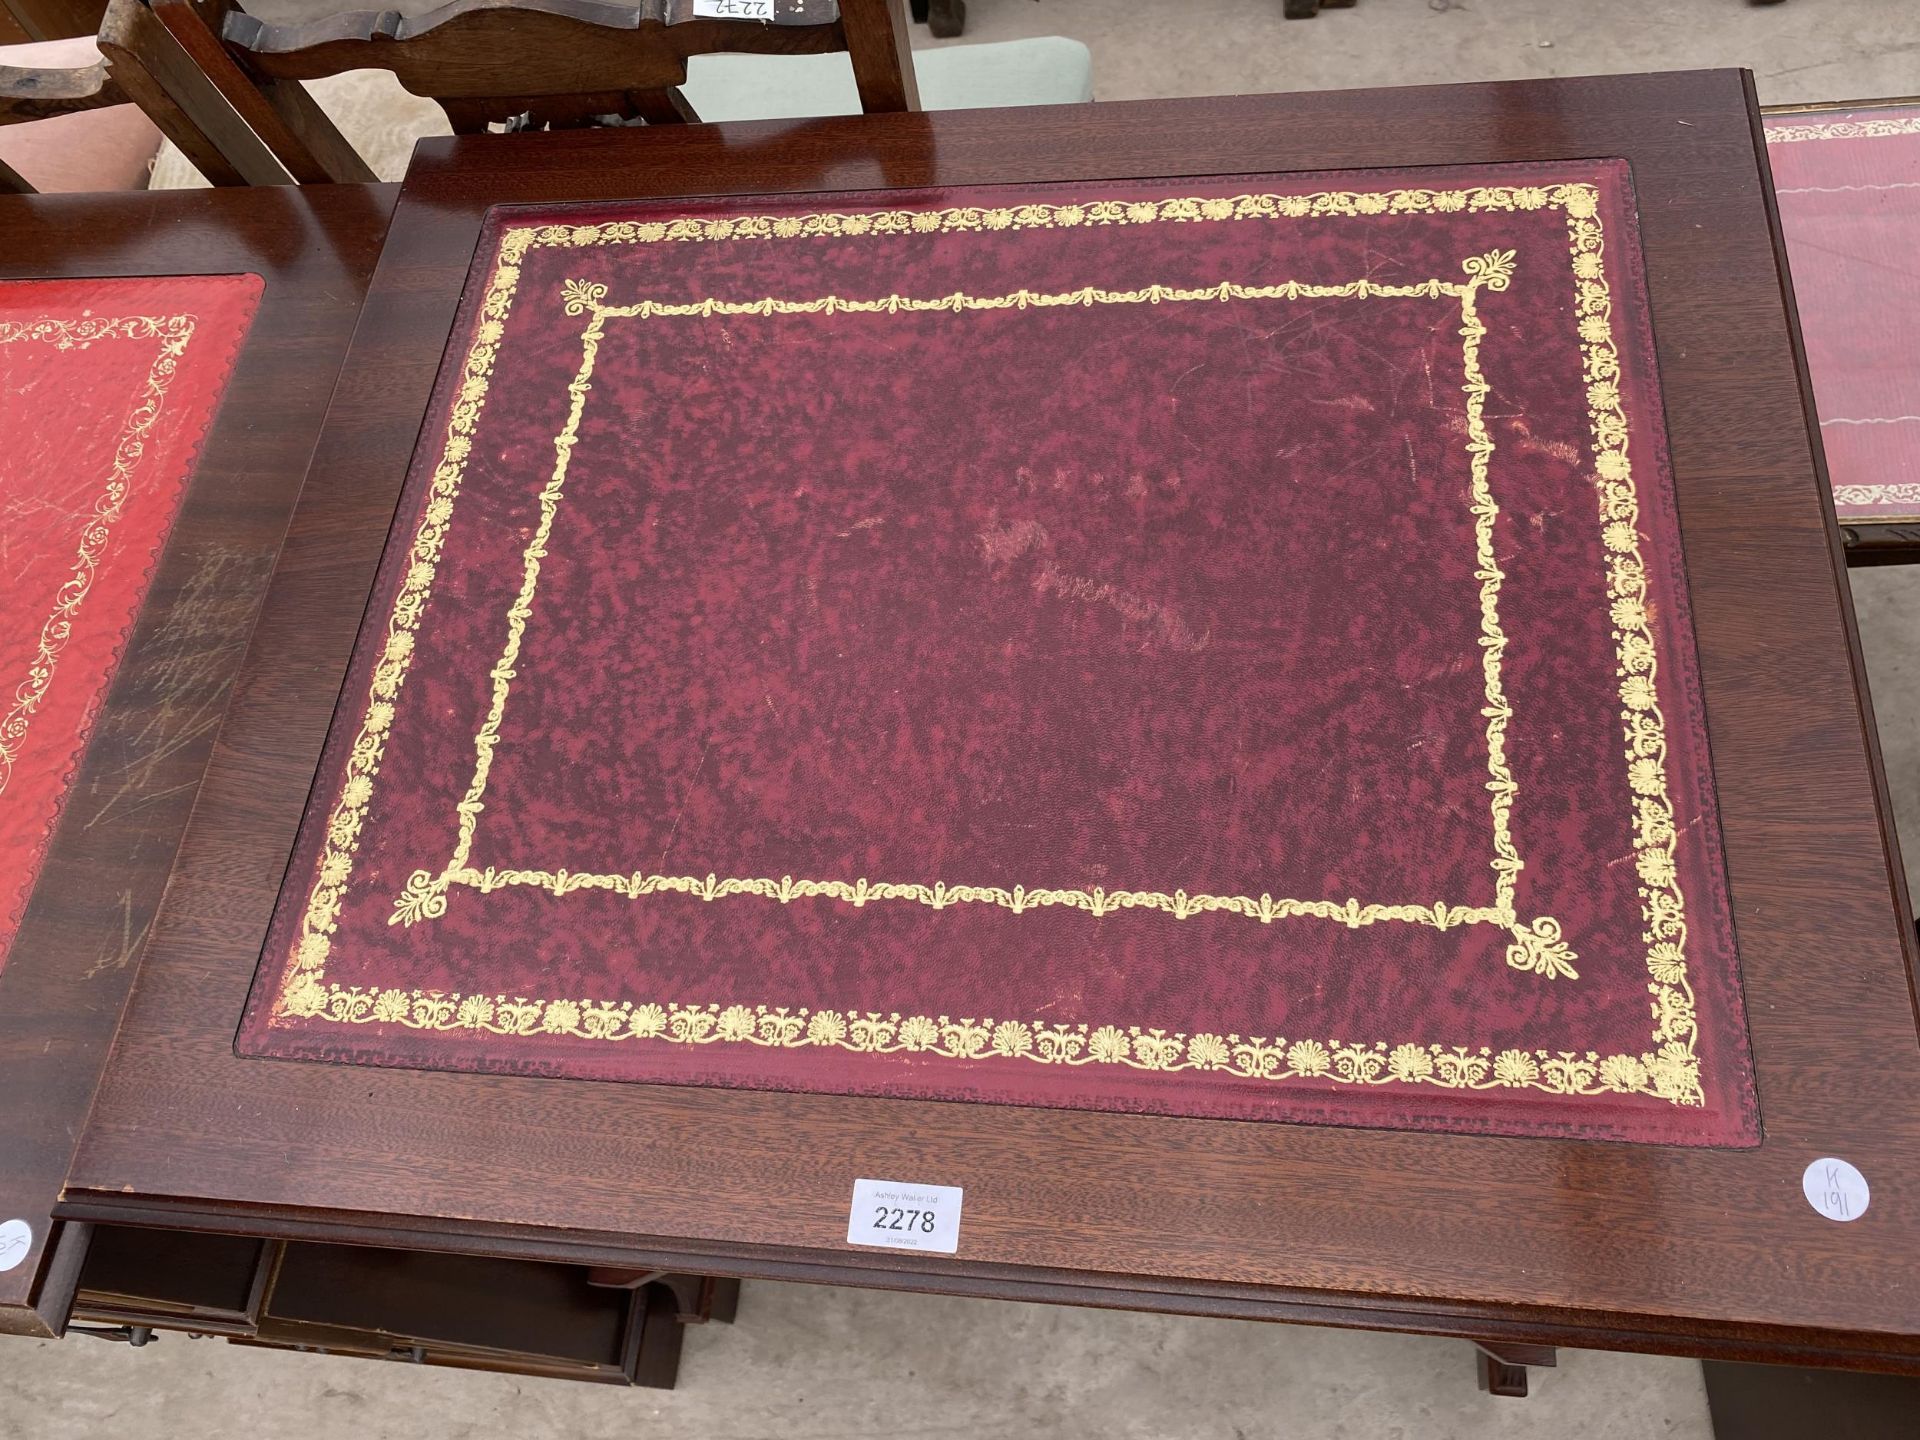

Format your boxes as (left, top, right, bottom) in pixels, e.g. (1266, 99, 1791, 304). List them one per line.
(12, 1, 1920, 1436)
(4, 1284, 1710, 1440)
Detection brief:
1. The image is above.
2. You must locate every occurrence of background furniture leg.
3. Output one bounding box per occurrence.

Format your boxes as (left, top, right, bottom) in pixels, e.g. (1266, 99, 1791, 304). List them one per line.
(1703, 1361, 1920, 1438)
(586, 1267, 739, 1326)
(1473, 1342, 1556, 1398)
(707, 1276, 741, 1325)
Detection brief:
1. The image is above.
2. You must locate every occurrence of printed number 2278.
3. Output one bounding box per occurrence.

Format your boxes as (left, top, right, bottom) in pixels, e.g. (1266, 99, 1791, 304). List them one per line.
(873, 1206, 936, 1234)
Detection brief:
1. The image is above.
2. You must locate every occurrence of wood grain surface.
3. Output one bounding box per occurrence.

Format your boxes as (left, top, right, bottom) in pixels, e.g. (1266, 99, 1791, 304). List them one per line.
(57, 76, 1920, 1367)
(0, 183, 394, 1334)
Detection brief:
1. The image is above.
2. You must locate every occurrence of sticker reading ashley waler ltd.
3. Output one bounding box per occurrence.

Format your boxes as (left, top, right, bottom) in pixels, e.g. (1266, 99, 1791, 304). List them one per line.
(848, 1179, 963, 1254)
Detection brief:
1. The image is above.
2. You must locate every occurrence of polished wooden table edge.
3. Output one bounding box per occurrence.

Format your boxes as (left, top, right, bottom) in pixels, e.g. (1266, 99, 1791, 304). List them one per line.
(49, 1193, 1920, 1372)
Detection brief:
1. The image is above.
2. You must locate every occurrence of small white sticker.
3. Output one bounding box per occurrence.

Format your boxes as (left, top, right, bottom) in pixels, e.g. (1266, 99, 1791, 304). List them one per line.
(847, 1178, 962, 1254)
(693, 0, 774, 19)
(1803, 1158, 1870, 1222)
(0, 1219, 33, 1273)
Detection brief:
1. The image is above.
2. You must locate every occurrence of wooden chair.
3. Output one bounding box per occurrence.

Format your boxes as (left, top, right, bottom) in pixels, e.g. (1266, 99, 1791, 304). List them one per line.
(117, 0, 919, 186)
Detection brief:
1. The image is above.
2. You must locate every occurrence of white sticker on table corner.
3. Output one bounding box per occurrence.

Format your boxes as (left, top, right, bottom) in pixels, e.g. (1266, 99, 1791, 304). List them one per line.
(847, 1178, 962, 1254)
(0, 1219, 33, 1273)
(693, 0, 775, 19)
(1802, 1157, 1870, 1223)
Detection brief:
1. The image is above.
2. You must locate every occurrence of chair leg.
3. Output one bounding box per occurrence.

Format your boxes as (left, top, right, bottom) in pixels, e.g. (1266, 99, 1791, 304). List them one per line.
(624, 86, 699, 124)
(843, 0, 920, 111)
(909, 0, 929, 20)
(97, 0, 276, 185)
(141, 0, 372, 183)
(927, 0, 963, 38)
(1283, 0, 1322, 17)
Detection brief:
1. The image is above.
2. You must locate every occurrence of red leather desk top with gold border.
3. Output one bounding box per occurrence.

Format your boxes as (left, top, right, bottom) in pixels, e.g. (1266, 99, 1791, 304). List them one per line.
(1765, 102, 1920, 523)
(241, 161, 1756, 1146)
(0, 276, 260, 970)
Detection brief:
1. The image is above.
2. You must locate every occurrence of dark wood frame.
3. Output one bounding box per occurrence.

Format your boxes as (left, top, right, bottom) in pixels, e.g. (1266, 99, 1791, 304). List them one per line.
(0, 183, 395, 1336)
(60, 75, 1920, 1371)
(1761, 93, 1920, 566)
(2, 0, 104, 42)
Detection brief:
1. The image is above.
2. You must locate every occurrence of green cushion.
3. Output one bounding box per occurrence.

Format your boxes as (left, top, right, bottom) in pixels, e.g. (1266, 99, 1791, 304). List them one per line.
(680, 37, 1094, 122)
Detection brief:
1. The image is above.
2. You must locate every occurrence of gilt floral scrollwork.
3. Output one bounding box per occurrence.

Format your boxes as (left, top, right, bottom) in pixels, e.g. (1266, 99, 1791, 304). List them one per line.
(0, 313, 196, 799)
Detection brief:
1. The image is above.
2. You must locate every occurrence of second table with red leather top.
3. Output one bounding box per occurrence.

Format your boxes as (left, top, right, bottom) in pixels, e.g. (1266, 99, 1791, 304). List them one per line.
(0, 182, 396, 1336)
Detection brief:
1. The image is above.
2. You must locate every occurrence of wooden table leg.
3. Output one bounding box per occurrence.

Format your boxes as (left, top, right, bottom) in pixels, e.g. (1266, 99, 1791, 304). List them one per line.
(1703, 1361, 1920, 1438)
(707, 1275, 741, 1325)
(1474, 1342, 1557, 1398)
(630, 1283, 688, 1390)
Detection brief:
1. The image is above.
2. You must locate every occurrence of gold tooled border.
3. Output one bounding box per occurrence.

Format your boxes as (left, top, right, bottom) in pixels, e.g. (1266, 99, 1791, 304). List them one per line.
(275, 184, 1704, 1107)
(1764, 115, 1920, 143)
(0, 313, 196, 799)
(1833, 481, 1920, 513)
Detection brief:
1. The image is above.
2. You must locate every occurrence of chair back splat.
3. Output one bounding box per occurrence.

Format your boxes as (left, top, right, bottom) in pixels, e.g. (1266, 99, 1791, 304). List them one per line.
(133, 0, 917, 183)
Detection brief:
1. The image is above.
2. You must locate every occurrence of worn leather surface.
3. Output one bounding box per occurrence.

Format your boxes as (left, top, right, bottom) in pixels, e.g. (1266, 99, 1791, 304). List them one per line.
(0, 275, 260, 969)
(1766, 104, 1920, 520)
(242, 165, 1755, 1144)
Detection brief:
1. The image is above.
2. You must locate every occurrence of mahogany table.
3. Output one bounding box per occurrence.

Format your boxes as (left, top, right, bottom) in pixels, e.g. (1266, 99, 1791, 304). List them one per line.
(0, 182, 396, 1336)
(55, 73, 1920, 1377)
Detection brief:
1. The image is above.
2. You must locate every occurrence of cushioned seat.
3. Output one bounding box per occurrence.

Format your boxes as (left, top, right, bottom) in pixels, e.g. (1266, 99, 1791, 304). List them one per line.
(681, 37, 1094, 121)
(150, 37, 1093, 188)
(0, 36, 161, 192)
